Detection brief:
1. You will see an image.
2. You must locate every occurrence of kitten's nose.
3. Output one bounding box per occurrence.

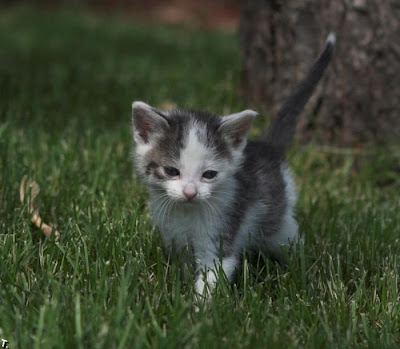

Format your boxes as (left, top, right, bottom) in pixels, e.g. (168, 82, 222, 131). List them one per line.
(183, 183, 197, 201)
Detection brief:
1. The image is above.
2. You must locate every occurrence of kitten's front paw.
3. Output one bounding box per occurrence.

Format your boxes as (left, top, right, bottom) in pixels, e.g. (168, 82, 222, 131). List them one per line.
(193, 270, 217, 311)
(194, 277, 207, 296)
(195, 270, 217, 295)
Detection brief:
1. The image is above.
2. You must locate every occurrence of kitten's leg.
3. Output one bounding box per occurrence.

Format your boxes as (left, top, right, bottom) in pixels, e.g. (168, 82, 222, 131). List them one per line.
(193, 255, 239, 313)
(263, 214, 299, 267)
(194, 254, 239, 297)
(178, 245, 194, 279)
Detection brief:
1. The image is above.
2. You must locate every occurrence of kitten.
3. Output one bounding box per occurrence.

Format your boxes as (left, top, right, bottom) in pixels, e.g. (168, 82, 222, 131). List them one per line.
(131, 33, 336, 298)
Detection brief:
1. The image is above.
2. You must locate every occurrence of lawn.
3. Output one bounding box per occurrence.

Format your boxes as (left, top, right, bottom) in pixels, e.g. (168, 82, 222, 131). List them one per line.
(0, 7, 399, 349)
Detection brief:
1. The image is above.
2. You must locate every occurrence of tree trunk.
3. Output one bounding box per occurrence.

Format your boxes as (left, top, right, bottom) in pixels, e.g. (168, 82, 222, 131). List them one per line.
(239, 0, 400, 146)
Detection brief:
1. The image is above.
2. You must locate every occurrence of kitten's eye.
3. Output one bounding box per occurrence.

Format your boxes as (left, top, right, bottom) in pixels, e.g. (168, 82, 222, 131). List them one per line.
(203, 170, 218, 179)
(164, 166, 180, 177)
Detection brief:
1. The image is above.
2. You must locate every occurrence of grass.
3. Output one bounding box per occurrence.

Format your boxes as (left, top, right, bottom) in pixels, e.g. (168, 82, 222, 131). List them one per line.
(1, 7, 399, 349)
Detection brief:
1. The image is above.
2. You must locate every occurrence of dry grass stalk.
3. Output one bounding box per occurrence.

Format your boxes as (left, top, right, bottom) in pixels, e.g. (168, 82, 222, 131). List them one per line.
(19, 175, 60, 240)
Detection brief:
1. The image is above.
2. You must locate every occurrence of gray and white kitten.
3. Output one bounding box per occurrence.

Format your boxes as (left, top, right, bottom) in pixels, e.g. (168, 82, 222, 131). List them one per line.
(131, 33, 336, 297)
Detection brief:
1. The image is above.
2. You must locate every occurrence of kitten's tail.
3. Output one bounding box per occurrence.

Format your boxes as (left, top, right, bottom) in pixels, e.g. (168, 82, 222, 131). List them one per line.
(261, 33, 336, 155)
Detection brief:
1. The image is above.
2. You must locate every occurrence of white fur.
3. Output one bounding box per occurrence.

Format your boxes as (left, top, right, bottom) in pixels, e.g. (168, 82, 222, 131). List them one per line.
(150, 192, 229, 296)
(326, 32, 336, 46)
(221, 255, 240, 281)
(150, 176, 237, 256)
(281, 164, 297, 211)
(180, 126, 209, 179)
(134, 142, 153, 177)
(194, 253, 239, 295)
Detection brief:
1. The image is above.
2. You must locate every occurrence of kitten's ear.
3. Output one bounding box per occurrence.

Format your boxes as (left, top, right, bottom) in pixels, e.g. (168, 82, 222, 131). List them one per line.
(219, 110, 257, 148)
(132, 101, 169, 144)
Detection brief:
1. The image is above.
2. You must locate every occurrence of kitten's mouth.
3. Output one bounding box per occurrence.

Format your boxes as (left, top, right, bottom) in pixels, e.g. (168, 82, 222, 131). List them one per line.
(179, 197, 200, 205)
(182, 199, 196, 205)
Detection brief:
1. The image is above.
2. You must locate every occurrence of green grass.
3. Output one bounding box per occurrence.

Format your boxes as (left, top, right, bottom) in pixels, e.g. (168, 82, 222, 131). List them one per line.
(1, 8, 400, 349)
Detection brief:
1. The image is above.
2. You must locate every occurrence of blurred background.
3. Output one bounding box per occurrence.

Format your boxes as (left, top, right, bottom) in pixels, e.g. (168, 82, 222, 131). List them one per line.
(0, 0, 242, 132)
(1, 0, 240, 30)
(2, 0, 399, 146)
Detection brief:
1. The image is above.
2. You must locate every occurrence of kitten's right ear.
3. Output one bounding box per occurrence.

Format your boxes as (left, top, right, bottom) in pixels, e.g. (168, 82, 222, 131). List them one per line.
(132, 101, 169, 144)
(219, 110, 257, 148)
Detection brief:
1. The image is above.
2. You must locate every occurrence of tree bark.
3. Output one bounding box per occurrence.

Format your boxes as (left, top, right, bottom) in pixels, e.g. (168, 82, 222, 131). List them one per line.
(239, 0, 400, 146)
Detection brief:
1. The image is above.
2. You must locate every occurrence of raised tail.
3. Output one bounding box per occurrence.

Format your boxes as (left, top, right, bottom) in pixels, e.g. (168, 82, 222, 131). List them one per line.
(261, 33, 336, 155)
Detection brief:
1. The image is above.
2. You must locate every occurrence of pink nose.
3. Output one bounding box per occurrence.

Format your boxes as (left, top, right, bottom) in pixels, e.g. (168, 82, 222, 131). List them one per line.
(183, 183, 197, 201)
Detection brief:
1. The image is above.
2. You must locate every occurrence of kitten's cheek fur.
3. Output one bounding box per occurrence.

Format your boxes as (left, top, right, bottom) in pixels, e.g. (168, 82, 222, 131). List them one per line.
(164, 181, 187, 202)
(133, 144, 152, 175)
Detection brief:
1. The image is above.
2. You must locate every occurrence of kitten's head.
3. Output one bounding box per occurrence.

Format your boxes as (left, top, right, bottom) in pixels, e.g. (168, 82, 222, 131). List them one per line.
(131, 101, 256, 203)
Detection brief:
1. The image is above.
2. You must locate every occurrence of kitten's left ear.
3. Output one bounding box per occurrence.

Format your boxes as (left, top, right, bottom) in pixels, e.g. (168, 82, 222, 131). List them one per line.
(219, 110, 257, 148)
(132, 101, 169, 144)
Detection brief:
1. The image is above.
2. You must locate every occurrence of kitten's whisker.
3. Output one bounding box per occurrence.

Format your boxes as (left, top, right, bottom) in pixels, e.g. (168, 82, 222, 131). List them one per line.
(162, 198, 175, 231)
(210, 194, 236, 210)
(150, 190, 171, 202)
(200, 201, 212, 227)
(158, 197, 172, 232)
(151, 197, 170, 225)
(151, 195, 168, 213)
(201, 199, 223, 232)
